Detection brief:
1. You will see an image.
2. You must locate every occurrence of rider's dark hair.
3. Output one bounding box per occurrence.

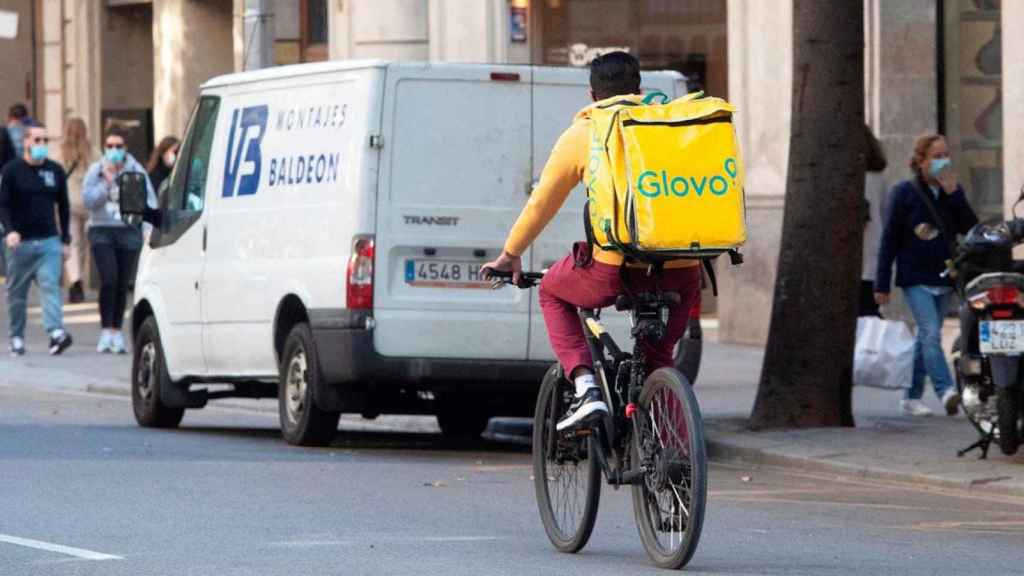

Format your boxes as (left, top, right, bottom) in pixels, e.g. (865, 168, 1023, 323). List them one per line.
(589, 52, 642, 101)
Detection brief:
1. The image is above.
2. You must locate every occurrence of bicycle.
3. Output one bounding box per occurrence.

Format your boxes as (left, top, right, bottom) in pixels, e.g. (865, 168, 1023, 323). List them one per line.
(489, 269, 707, 570)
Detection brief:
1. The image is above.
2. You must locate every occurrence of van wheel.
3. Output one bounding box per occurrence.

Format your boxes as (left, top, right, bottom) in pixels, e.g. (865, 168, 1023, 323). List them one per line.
(436, 395, 491, 439)
(279, 323, 341, 446)
(132, 317, 186, 428)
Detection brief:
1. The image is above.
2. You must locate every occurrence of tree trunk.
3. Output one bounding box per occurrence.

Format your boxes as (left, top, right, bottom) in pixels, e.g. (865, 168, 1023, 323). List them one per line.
(749, 0, 865, 429)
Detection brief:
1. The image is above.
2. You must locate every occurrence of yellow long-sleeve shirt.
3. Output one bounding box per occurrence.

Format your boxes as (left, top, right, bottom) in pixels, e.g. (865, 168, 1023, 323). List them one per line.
(503, 98, 697, 269)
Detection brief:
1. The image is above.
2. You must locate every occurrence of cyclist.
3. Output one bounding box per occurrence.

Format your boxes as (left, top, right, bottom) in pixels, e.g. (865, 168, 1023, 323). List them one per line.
(483, 52, 701, 431)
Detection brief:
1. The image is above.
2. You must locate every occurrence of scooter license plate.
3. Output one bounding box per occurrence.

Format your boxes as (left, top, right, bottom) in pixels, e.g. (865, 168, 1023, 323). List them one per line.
(979, 320, 1024, 355)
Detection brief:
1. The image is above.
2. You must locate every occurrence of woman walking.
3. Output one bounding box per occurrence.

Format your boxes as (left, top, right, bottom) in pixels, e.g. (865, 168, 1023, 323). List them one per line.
(82, 127, 155, 353)
(875, 134, 978, 416)
(146, 136, 179, 195)
(57, 117, 97, 303)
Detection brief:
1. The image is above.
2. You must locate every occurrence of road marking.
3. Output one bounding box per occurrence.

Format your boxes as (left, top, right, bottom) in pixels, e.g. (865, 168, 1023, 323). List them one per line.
(0, 534, 123, 561)
(271, 536, 500, 548)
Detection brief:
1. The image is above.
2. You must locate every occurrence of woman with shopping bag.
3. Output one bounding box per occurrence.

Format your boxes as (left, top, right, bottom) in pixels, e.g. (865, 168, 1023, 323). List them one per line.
(874, 134, 978, 417)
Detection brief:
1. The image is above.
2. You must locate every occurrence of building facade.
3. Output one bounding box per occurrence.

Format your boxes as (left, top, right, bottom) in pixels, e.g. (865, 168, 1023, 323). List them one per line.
(1, 0, 1019, 346)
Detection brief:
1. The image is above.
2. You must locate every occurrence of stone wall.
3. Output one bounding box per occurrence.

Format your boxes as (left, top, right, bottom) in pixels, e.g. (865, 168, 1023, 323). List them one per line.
(153, 0, 233, 139)
(0, 0, 35, 124)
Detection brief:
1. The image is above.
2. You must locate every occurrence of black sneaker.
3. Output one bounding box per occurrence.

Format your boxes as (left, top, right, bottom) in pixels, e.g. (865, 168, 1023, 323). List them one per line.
(68, 281, 84, 304)
(10, 337, 25, 356)
(49, 332, 73, 356)
(556, 388, 609, 431)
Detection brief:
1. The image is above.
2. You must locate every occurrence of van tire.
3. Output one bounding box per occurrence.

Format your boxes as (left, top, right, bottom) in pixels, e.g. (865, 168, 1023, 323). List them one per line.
(132, 317, 186, 428)
(436, 395, 491, 439)
(278, 323, 341, 446)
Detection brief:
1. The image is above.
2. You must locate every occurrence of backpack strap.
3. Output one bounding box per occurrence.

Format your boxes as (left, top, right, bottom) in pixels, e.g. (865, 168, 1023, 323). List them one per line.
(702, 259, 718, 297)
(642, 91, 670, 105)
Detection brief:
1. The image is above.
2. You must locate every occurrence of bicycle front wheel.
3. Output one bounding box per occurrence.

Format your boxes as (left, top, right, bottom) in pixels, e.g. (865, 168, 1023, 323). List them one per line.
(631, 368, 707, 570)
(533, 364, 601, 553)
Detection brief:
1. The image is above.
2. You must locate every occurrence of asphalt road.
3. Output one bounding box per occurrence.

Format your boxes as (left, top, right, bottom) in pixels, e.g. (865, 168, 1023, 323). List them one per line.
(2, 383, 1024, 576)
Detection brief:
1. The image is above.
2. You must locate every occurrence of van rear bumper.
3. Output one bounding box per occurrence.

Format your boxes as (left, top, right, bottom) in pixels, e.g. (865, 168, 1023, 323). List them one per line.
(309, 309, 552, 387)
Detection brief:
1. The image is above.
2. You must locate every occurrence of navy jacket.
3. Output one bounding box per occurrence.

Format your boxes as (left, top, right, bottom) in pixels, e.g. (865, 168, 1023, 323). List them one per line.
(875, 178, 978, 292)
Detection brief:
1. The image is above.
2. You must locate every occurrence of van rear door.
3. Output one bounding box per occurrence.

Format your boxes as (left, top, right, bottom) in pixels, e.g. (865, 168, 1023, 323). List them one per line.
(373, 64, 533, 360)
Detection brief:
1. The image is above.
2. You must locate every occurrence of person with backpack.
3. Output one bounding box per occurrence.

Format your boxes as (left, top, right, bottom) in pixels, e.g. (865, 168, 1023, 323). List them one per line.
(483, 52, 703, 430)
(875, 134, 978, 417)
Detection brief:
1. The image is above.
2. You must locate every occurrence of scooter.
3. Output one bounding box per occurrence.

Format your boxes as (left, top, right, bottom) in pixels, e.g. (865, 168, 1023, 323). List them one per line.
(951, 190, 1024, 458)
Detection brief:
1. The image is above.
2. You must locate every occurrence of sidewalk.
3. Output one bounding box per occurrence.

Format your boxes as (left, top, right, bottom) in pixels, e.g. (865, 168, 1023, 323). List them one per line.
(695, 341, 1024, 498)
(2, 285, 1022, 495)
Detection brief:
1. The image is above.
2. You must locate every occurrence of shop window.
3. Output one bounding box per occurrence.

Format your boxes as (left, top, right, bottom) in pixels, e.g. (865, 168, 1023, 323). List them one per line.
(942, 0, 1002, 220)
(534, 0, 727, 97)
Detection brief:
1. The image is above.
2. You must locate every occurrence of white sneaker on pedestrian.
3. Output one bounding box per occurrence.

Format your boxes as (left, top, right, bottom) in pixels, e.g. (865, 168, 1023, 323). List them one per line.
(97, 330, 113, 354)
(941, 389, 960, 416)
(900, 399, 933, 417)
(111, 331, 126, 355)
(10, 337, 25, 356)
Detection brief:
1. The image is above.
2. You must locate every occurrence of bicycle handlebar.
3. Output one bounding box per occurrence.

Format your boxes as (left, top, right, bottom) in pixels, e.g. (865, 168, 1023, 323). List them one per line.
(482, 268, 545, 289)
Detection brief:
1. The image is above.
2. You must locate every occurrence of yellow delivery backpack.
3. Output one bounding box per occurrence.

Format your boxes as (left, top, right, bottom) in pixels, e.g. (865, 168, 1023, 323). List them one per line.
(585, 91, 746, 266)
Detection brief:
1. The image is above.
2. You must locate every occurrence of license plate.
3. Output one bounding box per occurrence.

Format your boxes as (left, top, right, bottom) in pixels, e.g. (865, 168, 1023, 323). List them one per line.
(404, 259, 489, 289)
(979, 320, 1024, 355)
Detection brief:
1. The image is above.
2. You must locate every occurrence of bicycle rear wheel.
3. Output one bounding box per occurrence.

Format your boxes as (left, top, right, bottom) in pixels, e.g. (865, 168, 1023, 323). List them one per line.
(631, 368, 707, 570)
(533, 364, 601, 553)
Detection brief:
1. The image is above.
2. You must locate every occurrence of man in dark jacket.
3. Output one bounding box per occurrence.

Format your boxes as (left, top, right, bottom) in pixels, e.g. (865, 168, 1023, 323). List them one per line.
(0, 122, 74, 356)
(875, 134, 977, 417)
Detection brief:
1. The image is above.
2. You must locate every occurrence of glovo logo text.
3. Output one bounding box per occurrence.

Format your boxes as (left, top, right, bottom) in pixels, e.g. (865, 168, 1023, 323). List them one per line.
(636, 158, 738, 199)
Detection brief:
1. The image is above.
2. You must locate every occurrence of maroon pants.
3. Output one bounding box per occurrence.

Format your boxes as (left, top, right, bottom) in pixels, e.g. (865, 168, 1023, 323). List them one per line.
(538, 252, 702, 376)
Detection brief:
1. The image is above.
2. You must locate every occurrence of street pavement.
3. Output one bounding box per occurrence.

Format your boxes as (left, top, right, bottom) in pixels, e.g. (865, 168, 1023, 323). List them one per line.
(4, 383, 1024, 575)
(2, 289, 1024, 572)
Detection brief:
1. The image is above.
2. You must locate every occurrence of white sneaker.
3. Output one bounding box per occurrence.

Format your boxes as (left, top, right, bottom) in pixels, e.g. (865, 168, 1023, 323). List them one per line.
(900, 399, 933, 417)
(97, 330, 113, 354)
(111, 331, 126, 355)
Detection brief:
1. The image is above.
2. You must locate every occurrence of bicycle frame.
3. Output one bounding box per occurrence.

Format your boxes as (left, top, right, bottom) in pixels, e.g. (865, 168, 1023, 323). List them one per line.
(578, 304, 663, 487)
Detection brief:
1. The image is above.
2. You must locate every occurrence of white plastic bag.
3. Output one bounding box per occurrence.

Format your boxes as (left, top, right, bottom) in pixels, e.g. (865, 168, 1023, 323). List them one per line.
(853, 317, 914, 390)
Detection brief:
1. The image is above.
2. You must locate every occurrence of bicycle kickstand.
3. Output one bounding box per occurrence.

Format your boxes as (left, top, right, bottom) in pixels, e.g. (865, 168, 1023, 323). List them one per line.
(957, 429, 995, 460)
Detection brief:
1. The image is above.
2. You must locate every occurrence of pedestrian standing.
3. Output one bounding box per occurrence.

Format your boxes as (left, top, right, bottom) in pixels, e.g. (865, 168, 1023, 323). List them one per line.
(82, 127, 155, 354)
(875, 134, 978, 417)
(57, 117, 98, 304)
(146, 136, 179, 196)
(860, 124, 887, 317)
(0, 122, 74, 356)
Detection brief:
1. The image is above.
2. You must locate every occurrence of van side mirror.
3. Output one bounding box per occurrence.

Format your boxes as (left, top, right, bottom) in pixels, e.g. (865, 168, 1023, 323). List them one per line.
(117, 172, 149, 219)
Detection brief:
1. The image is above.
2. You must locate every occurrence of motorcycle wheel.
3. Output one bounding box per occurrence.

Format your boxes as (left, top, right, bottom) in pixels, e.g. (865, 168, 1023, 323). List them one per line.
(996, 388, 1022, 456)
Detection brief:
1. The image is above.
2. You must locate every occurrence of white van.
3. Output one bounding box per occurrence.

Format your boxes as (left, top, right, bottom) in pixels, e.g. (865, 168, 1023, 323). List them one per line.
(128, 61, 687, 446)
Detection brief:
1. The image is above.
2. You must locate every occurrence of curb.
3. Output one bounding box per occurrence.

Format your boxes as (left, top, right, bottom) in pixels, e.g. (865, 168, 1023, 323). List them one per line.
(705, 435, 1024, 499)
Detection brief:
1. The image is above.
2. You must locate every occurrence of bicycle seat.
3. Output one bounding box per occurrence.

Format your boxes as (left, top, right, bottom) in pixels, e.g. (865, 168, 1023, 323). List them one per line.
(614, 291, 681, 311)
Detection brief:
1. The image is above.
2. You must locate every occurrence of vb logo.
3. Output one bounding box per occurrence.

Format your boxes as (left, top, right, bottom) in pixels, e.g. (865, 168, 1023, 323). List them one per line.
(223, 105, 269, 198)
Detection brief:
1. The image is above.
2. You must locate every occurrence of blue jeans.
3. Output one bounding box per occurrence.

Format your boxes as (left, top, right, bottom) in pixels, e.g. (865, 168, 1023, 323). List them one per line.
(902, 285, 954, 401)
(6, 236, 64, 339)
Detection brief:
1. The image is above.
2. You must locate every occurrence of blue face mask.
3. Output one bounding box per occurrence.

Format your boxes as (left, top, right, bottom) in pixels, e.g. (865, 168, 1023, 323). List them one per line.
(929, 157, 951, 179)
(29, 144, 48, 162)
(105, 148, 126, 164)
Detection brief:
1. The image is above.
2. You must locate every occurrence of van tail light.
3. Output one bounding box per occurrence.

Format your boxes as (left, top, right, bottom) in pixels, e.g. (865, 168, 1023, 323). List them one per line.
(968, 285, 1024, 310)
(347, 235, 375, 310)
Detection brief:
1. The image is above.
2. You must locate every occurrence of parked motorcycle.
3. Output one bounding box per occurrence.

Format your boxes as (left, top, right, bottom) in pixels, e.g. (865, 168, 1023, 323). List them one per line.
(950, 191, 1024, 458)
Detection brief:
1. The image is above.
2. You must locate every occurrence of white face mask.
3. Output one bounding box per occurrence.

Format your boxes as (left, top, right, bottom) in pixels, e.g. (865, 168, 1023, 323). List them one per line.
(164, 152, 176, 167)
